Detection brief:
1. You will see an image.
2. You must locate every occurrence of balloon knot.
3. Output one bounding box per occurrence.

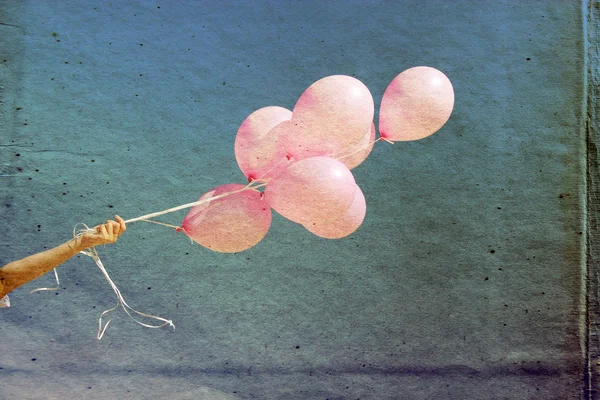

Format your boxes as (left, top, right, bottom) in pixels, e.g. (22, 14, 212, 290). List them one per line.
(378, 134, 394, 144)
(175, 227, 182, 233)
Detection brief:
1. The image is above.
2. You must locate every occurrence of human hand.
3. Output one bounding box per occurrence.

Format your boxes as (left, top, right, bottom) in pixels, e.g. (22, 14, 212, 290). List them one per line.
(78, 215, 127, 250)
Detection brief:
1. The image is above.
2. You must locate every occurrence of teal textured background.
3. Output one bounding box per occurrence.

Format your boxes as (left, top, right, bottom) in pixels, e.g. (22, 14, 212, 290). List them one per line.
(0, 1, 587, 398)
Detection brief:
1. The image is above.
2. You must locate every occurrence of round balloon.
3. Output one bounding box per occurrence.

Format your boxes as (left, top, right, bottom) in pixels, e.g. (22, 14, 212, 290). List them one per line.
(263, 156, 356, 226)
(304, 184, 366, 239)
(379, 66, 454, 141)
(182, 184, 271, 253)
(234, 106, 292, 181)
(285, 75, 374, 159)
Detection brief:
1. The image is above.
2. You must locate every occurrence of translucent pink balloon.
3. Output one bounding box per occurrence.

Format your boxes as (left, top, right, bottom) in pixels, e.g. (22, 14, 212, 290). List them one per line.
(182, 184, 271, 253)
(304, 184, 366, 239)
(335, 122, 376, 170)
(234, 106, 292, 181)
(285, 75, 374, 159)
(264, 156, 356, 226)
(379, 66, 454, 141)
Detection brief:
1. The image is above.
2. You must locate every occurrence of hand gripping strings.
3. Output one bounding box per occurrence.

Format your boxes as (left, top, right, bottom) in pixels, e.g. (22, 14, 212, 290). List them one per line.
(33, 223, 175, 339)
(75, 223, 175, 339)
(30, 180, 271, 339)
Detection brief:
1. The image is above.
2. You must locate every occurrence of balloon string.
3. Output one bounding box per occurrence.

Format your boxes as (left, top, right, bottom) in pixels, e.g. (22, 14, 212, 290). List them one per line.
(124, 134, 389, 226)
(333, 137, 384, 161)
(138, 219, 181, 230)
(32, 223, 175, 339)
(30, 268, 60, 294)
(250, 155, 292, 183)
(71, 222, 175, 340)
(86, 243, 175, 340)
(124, 180, 262, 224)
(249, 182, 268, 191)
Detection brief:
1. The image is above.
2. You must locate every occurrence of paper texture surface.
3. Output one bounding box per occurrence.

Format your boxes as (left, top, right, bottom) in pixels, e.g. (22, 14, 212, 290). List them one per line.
(0, 1, 592, 398)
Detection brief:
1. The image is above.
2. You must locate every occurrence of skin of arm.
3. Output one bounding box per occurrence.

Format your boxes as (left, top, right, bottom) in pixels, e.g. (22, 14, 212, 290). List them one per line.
(0, 216, 126, 298)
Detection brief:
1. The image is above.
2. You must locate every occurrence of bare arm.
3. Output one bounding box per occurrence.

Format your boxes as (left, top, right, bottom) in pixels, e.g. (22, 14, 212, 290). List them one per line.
(0, 216, 126, 298)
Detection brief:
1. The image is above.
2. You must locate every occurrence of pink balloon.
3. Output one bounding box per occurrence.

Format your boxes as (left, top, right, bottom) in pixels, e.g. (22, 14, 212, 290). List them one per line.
(304, 184, 366, 239)
(264, 156, 356, 226)
(379, 66, 454, 141)
(182, 184, 271, 253)
(285, 75, 374, 159)
(234, 106, 292, 181)
(334, 122, 376, 170)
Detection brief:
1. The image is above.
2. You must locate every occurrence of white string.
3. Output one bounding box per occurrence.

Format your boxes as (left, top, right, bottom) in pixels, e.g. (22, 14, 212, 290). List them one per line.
(32, 223, 175, 340)
(74, 223, 175, 339)
(124, 179, 266, 224)
(138, 218, 181, 230)
(30, 268, 60, 294)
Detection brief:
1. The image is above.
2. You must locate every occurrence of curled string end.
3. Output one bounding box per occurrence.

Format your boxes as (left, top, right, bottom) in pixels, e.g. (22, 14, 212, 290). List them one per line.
(30, 268, 60, 294)
(69, 223, 175, 338)
(34, 223, 175, 339)
(97, 319, 112, 340)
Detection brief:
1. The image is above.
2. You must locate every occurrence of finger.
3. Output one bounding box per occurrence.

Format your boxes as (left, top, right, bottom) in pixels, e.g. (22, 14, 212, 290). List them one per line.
(106, 221, 114, 237)
(111, 220, 120, 236)
(100, 224, 109, 239)
(115, 215, 127, 233)
(111, 218, 121, 236)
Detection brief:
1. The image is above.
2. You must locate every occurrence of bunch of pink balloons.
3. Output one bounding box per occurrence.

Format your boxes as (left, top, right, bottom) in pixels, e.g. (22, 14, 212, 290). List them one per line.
(180, 66, 455, 253)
